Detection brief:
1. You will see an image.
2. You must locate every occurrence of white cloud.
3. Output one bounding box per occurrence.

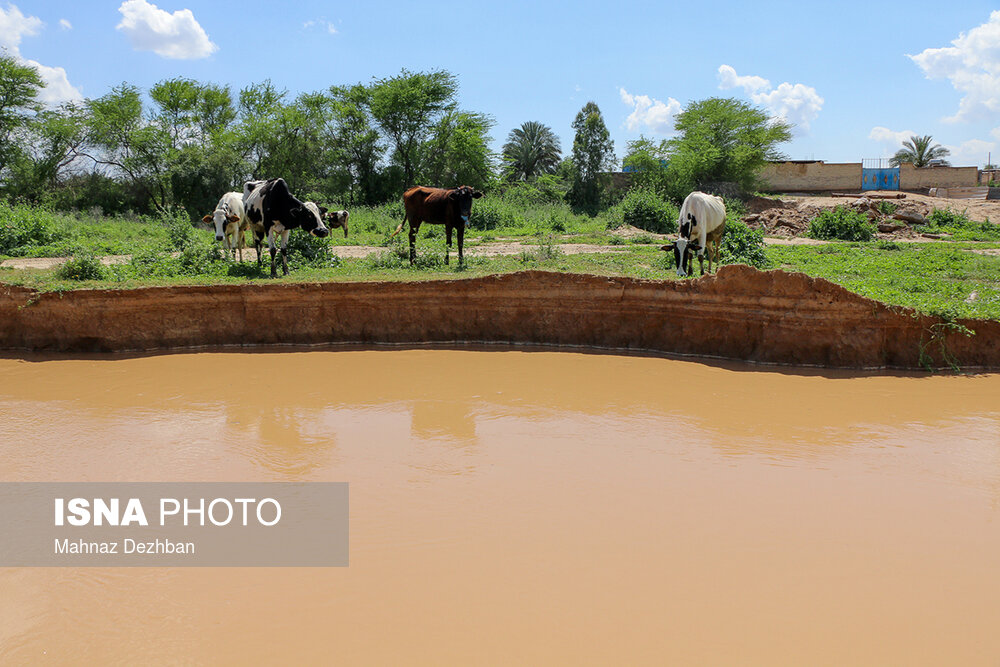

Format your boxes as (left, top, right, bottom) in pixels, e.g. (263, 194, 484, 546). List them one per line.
(717, 64, 770, 93)
(303, 18, 337, 35)
(116, 0, 217, 59)
(0, 5, 82, 105)
(943, 138, 995, 167)
(869, 126, 918, 147)
(27, 60, 83, 104)
(717, 64, 824, 132)
(618, 87, 681, 134)
(908, 11, 1000, 123)
(59, 19, 72, 30)
(0, 4, 42, 52)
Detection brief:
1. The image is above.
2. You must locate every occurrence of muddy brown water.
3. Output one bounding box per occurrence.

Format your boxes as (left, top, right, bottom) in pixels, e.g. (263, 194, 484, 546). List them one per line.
(1, 350, 999, 664)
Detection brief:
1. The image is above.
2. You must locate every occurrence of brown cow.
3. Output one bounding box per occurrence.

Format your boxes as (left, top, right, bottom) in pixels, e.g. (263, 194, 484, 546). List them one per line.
(391, 186, 483, 266)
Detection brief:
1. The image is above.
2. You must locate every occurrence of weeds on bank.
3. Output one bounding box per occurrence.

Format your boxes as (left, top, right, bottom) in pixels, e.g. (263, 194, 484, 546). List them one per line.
(767, 242, 1000, 320)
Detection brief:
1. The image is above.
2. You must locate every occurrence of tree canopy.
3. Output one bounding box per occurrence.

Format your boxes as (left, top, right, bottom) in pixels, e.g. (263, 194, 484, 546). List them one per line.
(568, 102, 615, 210)
(889, 135, 950, 168)
(665, 97, 792, 197)
(502, 121, 561, 182)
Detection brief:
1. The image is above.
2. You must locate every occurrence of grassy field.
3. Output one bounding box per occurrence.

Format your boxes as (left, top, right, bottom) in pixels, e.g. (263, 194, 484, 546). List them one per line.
(2, 199, 1000, 321)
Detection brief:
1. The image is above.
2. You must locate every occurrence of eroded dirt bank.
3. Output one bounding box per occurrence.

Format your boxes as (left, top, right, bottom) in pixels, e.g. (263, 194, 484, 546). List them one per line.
(1, 267, 997, 369)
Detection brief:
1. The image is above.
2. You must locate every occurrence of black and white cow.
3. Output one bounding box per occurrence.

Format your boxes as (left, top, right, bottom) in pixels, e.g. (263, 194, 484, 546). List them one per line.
(202, 192, 249, 261)
(242, 178, 348, 277)
(662, 191, 727, 277)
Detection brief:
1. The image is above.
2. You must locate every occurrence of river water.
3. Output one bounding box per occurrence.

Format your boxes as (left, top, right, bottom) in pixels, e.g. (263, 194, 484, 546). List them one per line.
(1, 350, 998, 664)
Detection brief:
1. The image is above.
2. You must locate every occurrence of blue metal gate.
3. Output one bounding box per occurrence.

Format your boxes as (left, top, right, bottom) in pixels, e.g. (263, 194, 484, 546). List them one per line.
(862, 158, 899, 191)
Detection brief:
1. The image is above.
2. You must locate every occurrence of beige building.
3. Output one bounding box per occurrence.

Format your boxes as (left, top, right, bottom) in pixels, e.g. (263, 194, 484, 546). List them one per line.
(759, 160, 979, 192)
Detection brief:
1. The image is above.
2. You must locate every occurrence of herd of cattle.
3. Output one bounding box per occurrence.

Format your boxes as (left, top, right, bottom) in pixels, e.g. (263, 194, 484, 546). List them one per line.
(203, 179, 726, 278)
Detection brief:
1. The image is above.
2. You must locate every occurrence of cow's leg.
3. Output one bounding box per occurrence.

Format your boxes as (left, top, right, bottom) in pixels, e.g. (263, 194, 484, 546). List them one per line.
(698, 252, 706, 276)
(457, 223, 465, 267)
(268, 229, 278, 278)
(280, 230, 290, 276)
(408, 221, 419, 265)
(445, 224, 453, 265)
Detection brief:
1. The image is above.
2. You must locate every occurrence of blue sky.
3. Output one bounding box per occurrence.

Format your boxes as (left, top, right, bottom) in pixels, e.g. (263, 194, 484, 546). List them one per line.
(4, 1, 1000, 168)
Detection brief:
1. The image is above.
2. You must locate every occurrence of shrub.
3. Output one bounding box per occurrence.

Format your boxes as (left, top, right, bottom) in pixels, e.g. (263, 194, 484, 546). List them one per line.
(616, 187, 678, 234)
(161, 209, 197, 251)
(178, 239, 225, 275)
(0, 201, 58, 256)
(55, 253, 107, 281)
(468, 196, 520, 230)
(927, 208, 972, 228)
(808, 207, 876, 242)
(719, 219, 770, 269)
(876, 200, 898, 216)
(284, 232, 338, 269)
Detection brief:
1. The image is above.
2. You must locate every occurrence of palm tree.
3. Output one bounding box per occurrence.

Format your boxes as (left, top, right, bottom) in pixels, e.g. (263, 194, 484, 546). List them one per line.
(501, 121, 562, 181)
(890, 135, 951, 167)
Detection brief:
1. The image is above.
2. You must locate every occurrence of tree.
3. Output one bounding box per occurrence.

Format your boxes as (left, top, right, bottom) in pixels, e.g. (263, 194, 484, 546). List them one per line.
(422, 110, 495, 189)
(83, 83, 171, 210)
(367, 69, 458, 187)
(890, 135, 950, 167)
(0, 54, 44, 178)
(665, 97, 791, 198)
(568, 102, 615, 211)
(327, 84, 384, 204)
(622, 136, 671, 191)
(502, 121, 561, 182)
(5, 102, 88, 201)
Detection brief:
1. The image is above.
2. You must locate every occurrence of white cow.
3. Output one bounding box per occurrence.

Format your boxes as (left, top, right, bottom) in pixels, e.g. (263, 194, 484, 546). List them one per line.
(203, 192, 249, 261)
(670, 191, 727, 277)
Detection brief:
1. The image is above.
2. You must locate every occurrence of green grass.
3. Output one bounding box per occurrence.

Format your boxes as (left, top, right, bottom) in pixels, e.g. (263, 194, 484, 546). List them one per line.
(767, 242, 1000, 320)
(0, 200, 176, 258)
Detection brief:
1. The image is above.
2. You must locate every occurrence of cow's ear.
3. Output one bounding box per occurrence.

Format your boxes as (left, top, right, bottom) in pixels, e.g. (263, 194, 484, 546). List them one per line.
(472, 190, 483, 198)
(227, 214, 240, 223)
(202, 214, 213, 223)
(659, 244, 671, 252)
(318, 205, 328, 217)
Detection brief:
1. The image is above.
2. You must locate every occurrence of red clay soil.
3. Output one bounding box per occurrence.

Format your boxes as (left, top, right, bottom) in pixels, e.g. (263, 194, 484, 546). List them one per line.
(1, 267, 998, 370)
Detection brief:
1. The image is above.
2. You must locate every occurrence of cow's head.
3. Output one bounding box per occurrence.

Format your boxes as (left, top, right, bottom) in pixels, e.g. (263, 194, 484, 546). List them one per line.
(202, 210, 241, 242)
(662, 240, 701, 277)
(670, 212, 701, 277)
(299, 202, 330, 238)
(448, 185, 483, 227)
(325, 210, 349, 238)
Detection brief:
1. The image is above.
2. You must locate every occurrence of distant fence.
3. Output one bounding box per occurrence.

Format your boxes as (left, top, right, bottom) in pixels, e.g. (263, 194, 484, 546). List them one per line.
(760, 161, 978, 193)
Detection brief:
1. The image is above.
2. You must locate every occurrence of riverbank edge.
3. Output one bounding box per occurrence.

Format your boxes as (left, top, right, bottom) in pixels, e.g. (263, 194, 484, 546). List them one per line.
(1, 267, 997, 370)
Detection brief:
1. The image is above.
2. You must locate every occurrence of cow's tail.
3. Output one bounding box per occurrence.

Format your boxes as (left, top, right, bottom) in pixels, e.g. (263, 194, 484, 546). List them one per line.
(390, 220, 406, 238)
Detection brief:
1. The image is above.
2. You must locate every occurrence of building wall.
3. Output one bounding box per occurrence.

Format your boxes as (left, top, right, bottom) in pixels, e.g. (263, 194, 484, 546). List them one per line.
(899, 163, 977, 189)
(759, 161, 980, 192)
(759, 162, 861, 191)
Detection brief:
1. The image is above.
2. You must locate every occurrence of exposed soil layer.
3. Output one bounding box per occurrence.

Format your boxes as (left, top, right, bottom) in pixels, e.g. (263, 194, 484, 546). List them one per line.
(1, 267, 997, 369)
(744, 192, 1000, 239)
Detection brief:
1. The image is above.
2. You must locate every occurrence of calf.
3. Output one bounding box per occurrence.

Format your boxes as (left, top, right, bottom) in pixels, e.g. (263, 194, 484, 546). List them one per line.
(391, 186, 483, 266)
(663, 191, 727, 277)
(202, 192, 249, 261)
(242, 178, 348, 277)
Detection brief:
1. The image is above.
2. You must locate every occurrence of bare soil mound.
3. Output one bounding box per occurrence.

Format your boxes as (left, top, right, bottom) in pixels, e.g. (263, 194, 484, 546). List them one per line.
(744, 192, 1000, 240)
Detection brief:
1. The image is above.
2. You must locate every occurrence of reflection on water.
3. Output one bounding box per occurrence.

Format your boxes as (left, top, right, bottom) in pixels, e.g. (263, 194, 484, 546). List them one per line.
(1, 350, 999, 665)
